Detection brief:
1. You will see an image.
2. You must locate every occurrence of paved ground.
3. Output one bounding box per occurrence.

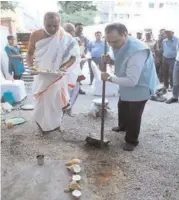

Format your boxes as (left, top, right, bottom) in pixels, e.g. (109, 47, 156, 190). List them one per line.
(1, 82, 179, 200)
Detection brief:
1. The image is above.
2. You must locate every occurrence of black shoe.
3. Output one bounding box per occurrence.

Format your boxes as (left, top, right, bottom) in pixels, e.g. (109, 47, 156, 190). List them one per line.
(112, 126, 125, 132)
(79, 89, 86, 95)
(123, 143, 136, 151)
(166, 98, 178, 104)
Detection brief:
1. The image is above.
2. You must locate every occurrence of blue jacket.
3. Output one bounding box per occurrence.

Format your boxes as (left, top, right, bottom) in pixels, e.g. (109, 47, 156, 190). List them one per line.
(113, 37, 159, 101)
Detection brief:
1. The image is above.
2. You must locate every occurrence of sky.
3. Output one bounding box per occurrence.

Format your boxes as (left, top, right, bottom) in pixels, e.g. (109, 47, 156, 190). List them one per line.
(18, 0, 58, 12)
(17, 0, 59, 24)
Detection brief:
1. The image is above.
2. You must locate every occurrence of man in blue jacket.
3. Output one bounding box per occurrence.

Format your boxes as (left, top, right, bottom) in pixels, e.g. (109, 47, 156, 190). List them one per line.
(101, 23, 159, 151)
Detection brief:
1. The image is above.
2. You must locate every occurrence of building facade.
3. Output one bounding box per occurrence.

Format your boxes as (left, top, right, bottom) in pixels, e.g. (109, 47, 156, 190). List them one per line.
(95, 0, 179, 22)
(0, 3, 41, 34)
(95, 0, 179, 35)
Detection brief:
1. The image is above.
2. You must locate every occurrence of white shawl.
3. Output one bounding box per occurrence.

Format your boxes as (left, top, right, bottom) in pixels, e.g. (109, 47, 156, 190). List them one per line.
(33, 29, 80, 94)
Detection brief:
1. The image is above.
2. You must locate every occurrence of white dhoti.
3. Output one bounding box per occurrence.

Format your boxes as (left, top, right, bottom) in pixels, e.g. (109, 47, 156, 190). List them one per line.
(32, 30, 80, 131)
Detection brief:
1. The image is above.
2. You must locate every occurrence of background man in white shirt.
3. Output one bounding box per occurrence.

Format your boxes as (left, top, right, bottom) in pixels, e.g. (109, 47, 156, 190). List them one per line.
(166, 42, 179, 103)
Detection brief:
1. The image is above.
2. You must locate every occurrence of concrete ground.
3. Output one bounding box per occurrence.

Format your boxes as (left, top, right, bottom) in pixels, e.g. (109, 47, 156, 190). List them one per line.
(1, 64, 179, 200)
(1, 82, 179, 200)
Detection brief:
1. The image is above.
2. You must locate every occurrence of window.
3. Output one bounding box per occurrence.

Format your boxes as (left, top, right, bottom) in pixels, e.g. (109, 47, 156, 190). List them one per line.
(149, 2, 155, 8)
(159, 3, 164, 8)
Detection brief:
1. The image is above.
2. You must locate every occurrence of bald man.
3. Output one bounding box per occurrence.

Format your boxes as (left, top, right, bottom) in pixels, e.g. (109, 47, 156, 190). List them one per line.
(26, 12, 80, 135)
(63, 23, 76, 37)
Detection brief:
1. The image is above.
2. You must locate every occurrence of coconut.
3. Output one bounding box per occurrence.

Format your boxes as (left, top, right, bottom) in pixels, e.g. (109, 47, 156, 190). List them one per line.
(72, 190, 82, 199)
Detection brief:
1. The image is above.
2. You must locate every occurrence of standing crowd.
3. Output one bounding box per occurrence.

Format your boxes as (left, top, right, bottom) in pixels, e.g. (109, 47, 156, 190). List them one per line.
(3, 12, 179, 151)
(136, 28, 179, 104)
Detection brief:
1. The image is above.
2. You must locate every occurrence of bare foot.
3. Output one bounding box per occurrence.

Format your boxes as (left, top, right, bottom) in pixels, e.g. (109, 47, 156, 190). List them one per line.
(40, 132, 44, 137)
(36, 122, 50, 136)
(36, 122, 44, 137)
(58, 126, 65, 133)
(40, 130, 52, 137)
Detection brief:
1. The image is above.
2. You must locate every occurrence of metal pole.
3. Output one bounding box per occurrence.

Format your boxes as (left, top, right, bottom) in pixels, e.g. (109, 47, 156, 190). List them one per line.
(100, 40, 108, 148)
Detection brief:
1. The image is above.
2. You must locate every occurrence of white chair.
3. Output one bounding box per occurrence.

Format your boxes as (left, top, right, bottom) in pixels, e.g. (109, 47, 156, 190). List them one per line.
(1, 75, 27, 103)
(90, 61, 119, 96)
(1, 44, 27, 102)
(1, 81, 27, 103)
(1, 60, 27, 102)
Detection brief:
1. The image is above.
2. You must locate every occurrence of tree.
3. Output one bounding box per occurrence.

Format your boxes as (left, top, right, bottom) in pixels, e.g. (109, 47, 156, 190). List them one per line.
(0, 1, 18, 11)
(60, 10, 97, 26)
(58, 1, 98, 26)
(58, 1, 96, 14)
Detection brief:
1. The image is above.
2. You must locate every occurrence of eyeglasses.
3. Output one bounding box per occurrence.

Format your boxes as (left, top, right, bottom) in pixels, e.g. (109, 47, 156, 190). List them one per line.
(108, 39, 121, 44)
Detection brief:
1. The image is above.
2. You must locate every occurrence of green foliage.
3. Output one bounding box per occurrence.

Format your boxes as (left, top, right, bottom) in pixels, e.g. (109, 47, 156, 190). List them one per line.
(58, 1, 96, 14)
(58, 1, 97, 25)
(0, 1, 18, 11)
(61, 10, 97, 26)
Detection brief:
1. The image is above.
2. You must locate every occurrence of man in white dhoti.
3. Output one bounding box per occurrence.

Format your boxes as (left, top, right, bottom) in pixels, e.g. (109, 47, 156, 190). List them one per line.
(26, 12, 80, 135)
